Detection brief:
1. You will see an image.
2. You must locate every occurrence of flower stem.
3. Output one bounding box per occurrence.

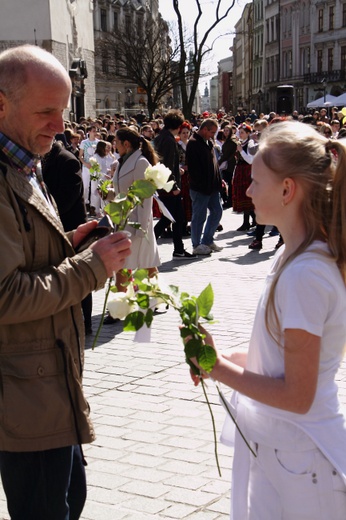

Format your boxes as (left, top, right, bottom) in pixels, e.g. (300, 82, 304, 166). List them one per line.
(200, 377, 222, 477)
(92, 277, 113, 350)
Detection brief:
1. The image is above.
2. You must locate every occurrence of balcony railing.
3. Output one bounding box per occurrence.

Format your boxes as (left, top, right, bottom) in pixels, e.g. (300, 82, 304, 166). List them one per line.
(303, 70, 345, 83)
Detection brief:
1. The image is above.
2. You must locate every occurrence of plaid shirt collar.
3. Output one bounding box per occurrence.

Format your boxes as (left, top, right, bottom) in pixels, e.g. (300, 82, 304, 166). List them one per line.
(0, 132, 37, 176)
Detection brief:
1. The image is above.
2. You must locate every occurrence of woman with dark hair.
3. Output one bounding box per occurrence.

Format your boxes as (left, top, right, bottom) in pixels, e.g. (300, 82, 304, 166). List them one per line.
(106, 120, 116, 135)
(219, 125, 237, 208)
(150, 120, 161, 136)
(104, 127, 160, 323)
(232, 123, 256, 231)
(177, 121, 192, 234)
(90, 140, 112, 217)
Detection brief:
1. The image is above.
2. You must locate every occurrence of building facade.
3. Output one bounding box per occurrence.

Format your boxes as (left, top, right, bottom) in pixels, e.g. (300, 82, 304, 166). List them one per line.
(232, 3, 253, 114)
(230, 0, 346, 114)
(218, 56, 233, 112)
(93, 0, 172, 118)
(0, 0, 96, 120)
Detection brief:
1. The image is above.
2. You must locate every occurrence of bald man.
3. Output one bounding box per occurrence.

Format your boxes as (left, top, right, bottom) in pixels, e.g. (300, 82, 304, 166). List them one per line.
(0, 45, 131, 519)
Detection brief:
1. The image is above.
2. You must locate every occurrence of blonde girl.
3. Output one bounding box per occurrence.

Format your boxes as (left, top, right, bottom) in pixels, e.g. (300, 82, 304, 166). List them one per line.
(191, 122, 346, 519)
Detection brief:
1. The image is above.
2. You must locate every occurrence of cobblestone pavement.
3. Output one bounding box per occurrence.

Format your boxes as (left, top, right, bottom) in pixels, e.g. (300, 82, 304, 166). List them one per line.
(0, 208, 345, 519)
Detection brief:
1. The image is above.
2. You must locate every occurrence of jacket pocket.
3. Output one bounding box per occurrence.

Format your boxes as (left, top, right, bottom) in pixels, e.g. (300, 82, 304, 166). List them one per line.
(0, 346, 73, 439)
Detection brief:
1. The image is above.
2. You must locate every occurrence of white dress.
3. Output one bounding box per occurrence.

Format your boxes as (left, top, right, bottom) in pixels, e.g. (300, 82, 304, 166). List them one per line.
(222, 241, 346, 519)
(113, 149, 160, 270)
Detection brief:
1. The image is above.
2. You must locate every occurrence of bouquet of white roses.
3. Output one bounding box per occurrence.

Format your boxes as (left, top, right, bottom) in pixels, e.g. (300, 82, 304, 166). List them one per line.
(89, 157, 102, 181)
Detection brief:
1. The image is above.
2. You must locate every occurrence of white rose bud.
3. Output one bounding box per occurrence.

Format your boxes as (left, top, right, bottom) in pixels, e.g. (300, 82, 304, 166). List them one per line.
(108, 293, 134, 320)
(144, 163, 174, 192)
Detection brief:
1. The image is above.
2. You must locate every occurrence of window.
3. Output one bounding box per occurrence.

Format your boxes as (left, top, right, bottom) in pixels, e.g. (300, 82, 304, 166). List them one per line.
(137, 15, 143, 38)
(317, 49, 323, 73)
(318, 8, 323, 32)
(287, 9, 292, 34)
(301, 48, 310, 75)
(329, 6, 334, 30)
(102, 51, 109, 74)
(343, 3, 346, 27)
(114, 49, 120, 75)
(288, 51, 292, 78)
(100, 9, 107, 32)
(300, 4, 304, 30)
(125, 15, 131, 33)
(341, 46, 346, 71)
(113, 11, 118, 31)
(328, 48, 333, 72)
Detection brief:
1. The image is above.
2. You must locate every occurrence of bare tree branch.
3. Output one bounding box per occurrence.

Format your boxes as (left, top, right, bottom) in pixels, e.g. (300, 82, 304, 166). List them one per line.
(96, 16, 182, 118)
(171, 0, 236, 119)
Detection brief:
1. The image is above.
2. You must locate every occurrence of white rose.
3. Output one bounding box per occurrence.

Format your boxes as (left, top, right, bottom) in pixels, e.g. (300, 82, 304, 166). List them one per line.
(108, 293, 134, 320)
(144, 163, 174, 192)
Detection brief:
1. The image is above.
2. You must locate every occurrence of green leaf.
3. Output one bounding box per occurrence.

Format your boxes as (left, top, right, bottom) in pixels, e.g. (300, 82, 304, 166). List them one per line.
(180, 327, 193, 338)
(180, 291, 191, 302)
(168, 285, 180, 296)
(137, 293, 150, 309)
(184, 338, 201, 359)
(130, 179, 157, 199)
(123, 311, 145, 331)
(196, 284, 214, 318)
(186, 358, 200, 376)
(144, 308, 153, 327)
(197, 344, 217, 373)
(180, 298, 197, 323)
(133, 269, 150, 282)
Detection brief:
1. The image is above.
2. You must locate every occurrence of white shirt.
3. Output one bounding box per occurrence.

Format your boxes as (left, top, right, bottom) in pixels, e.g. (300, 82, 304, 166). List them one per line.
(224, 242, 346, 519)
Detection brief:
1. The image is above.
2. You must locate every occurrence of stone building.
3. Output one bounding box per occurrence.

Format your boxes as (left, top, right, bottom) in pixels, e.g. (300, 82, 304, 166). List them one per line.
(93, 0, 167, 118)
(218, 56, 233, 113)
(231, 0, 346, 114)
(0, 0, 96, 120)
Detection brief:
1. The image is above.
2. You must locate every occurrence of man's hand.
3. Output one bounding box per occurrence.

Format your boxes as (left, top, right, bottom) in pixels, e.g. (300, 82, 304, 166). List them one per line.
(72, 221, 98, 249)
(91, 232, 131, 277)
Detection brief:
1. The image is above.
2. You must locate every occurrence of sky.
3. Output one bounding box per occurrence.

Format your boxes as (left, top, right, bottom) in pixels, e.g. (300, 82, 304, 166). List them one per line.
(158, 0, 248, 87)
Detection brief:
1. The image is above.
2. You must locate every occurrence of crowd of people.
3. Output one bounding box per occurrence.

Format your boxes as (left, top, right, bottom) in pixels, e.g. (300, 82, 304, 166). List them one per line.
(1, 43, 346, 520)
(59, 102, 346, 257)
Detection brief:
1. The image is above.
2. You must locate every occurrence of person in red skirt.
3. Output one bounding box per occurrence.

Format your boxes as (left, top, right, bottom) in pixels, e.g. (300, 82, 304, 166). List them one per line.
(232, 123, 256, 231)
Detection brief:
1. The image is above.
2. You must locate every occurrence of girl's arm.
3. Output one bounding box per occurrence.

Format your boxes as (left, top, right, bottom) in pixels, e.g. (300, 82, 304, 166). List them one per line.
(192, 327, 320, 414)
(211, 328, 320, 414)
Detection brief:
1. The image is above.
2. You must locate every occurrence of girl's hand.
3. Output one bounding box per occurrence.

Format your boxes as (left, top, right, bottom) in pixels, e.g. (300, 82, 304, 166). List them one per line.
(185, 324, 218, 386)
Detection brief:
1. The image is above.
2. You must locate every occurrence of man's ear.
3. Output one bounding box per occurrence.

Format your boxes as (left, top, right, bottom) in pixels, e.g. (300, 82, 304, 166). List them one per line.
(0, 91, 8, 119)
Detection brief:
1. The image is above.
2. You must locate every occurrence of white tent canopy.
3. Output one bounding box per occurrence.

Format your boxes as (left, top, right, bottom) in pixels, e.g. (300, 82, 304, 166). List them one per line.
(307, 94, 338, 108)
(332, 93, 346, 106)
